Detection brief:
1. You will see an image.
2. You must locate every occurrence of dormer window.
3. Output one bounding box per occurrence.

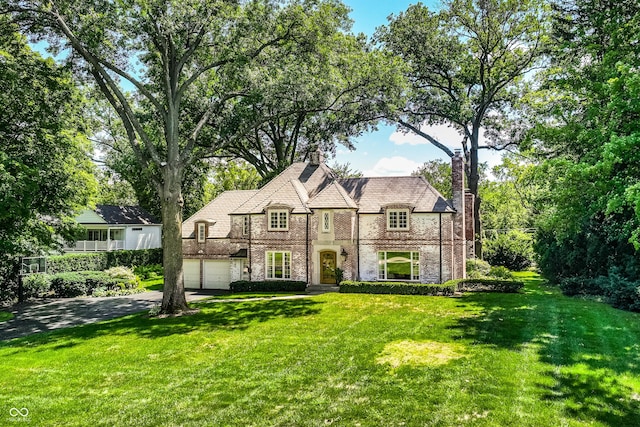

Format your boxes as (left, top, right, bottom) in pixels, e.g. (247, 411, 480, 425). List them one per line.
(387, 209, 409, 230)
(196, 223, 206, 243)
(268, 209, 289, 231)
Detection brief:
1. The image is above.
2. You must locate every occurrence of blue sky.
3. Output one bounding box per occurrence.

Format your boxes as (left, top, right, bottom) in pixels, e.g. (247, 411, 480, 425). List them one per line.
(339, 0, 503, 176)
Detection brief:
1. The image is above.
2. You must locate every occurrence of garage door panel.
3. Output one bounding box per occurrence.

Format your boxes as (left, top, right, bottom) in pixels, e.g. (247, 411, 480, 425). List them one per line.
(204, 260, 230, 290)
(183, 259, 201, 288)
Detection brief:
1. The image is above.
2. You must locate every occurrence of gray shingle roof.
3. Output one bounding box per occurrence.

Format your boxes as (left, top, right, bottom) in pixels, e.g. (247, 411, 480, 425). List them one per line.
(182, 190, 259, 238)
(338, 176, 454, 213)
(95, 205, 160, 225)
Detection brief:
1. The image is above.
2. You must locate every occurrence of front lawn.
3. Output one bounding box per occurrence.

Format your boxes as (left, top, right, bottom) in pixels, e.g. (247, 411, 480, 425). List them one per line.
(1, 273, 639, 426)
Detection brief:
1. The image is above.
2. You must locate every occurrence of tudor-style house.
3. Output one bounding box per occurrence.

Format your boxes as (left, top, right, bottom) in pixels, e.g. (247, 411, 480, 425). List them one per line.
(182, 151, 474, 289)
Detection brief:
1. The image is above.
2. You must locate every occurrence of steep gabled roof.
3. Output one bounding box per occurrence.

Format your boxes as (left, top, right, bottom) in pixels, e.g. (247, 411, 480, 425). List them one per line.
(93, 204, 160, 225)
(338, 176, 454, 213)
(182, 190, 258, 238)
(307, 180, 358, 209)
(233, 163, 337, 214)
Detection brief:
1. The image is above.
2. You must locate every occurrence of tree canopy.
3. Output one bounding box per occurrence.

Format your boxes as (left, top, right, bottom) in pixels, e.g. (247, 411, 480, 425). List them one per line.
(0, 20, 95, 299)
(377, 0, 549, 255)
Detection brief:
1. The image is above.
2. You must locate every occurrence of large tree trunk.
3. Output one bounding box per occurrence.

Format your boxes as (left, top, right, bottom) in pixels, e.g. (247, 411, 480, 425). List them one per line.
(159, 164, 189, 314)
(469, 128, 483, 259)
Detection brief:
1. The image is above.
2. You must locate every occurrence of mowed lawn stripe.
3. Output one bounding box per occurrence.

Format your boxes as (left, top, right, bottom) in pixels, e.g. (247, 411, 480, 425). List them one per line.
(1, 273, 639, 426)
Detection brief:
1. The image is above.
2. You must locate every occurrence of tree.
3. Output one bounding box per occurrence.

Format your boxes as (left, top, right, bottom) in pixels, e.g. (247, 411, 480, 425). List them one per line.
(5, 0, 350, 313)
(0, 20, 95, 299)
(204, 159, 262, 202)
(412, 160, 453, 199)
(218, 26, 405, 178)
(329, 162, 363, 179)
(377, 0, 549, 256)
(528, 0, 640, 283)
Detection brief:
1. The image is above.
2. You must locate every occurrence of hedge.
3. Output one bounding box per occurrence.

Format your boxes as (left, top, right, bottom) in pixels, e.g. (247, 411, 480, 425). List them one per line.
(446, 278, 524, 293)
(229, 280, 307, 293)
(49, 269, 140, 298)
(339, 281, 457, 296)
(48, 248, 162, 274)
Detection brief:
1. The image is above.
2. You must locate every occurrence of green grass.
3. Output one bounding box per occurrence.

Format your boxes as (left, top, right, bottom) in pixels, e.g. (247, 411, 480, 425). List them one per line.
(0, 311, 13, 323)
(1, 273, 640, 426)
(138, 277, 163, 291)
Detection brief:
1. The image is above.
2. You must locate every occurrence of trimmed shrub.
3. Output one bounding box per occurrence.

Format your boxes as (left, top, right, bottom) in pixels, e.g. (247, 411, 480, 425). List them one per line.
(22, 273, 52, 299)
(104, 266, 139, 288)
(47, 248, 163, 274)
(47, 253, 107, 274)
(50, 272, 89, 297)
(466, 259, 491, 279)
(447, 278, 524, 293)
(484, 230, 534, 271)
(339, 281, 457, 296)
(489, 266, 514, 279)
(229, 280, 307, 292)
(558, 277, 603, 297)
(134, 264, 164, 280)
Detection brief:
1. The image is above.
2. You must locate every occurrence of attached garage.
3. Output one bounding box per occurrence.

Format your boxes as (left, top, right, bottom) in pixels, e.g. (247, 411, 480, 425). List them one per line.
(203, 260, 231, 289)
(183, 259, 201, 288)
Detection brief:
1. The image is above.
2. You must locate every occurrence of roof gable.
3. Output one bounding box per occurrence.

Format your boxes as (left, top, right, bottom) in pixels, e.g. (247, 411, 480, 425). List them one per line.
(183, 190, 258, 238)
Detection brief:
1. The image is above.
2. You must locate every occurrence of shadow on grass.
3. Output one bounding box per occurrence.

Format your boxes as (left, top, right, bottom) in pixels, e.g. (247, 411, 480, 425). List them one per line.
(0, 298, 322, 351)
(451, 275, 640, 426)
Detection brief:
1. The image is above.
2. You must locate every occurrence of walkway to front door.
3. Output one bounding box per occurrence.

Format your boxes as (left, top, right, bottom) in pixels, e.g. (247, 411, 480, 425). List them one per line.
(320, 251, 337, 284)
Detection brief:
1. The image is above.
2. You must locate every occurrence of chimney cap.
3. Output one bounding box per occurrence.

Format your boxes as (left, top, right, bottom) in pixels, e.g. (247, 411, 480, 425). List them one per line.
(454, 149, 462, 156)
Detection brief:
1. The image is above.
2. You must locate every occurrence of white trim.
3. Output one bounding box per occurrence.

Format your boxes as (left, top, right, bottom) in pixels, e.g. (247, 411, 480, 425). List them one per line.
(197, 223, 206, 243)
(266, 251, 291, 279)
(268, 209, 289, 231)
(378, 250, 420, 281)
(387, 209, 410, 231)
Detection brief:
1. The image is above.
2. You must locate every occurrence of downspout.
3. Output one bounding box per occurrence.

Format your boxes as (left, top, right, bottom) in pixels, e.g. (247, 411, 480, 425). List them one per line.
(306, 212, 310, 285)
(439, 213, 443, 284)
(248, 215, 252, 282)
(356, 212, 361, 281)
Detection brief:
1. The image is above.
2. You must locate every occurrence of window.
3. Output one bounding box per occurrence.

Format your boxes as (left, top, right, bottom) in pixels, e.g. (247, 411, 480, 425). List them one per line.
(269, 209, 289, 230)
(242, 216, 249, 236)
(387, 209, 409, 230)
(197, 223, 206, 243)
(266, 251, 291, 279)
(322, 211, 331, 233)
(88, 230, 107, 241)
(378, 251, 420, 281)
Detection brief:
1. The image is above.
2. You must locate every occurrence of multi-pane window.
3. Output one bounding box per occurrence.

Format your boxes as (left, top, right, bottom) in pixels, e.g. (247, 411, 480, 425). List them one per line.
(269, 210, 289, 230)
(387, 209, 409, 230)
(88, 230, 108, 241)
(242, 216, 249, 235)
(197, 223, 206, 243)
(266, 251, 291, 279)
(378, 251, 420, 281)
(322, 211, 331, 233)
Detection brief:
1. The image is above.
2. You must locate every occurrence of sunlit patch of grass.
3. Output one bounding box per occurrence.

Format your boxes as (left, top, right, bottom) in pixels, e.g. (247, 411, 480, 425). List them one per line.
(376, 340, 466, 369)
(0, 311, 13, 322)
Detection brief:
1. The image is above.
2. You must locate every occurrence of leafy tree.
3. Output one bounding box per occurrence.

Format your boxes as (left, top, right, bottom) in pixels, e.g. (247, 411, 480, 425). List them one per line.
(377, 0, 549, 256)
(529, 0, 640, 284)
(329, 162, 363, 179)
(412, 160, 453, 199)
(94, 168, 138, 207)
(0, 21, 95, 299)
(5, 0, 352, 313)
(204, 159, 262, 202)
(218, 22, 405, 177)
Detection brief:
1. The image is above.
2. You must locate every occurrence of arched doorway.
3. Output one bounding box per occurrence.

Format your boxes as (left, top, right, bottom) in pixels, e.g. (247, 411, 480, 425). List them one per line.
(320, 251, 337, 284)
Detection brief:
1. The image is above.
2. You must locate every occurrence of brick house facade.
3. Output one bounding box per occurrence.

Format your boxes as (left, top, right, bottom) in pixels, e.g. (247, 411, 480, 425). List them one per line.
(182, 152, 471, 289)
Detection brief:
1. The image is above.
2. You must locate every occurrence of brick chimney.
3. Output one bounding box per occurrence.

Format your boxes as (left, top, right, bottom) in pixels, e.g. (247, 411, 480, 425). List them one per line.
(309, 149, 325, 166)
(451, 150, 466, 278)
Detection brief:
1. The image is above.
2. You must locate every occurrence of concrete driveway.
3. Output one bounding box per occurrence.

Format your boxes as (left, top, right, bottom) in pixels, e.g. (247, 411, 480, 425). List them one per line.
(0, 290, 223, 341)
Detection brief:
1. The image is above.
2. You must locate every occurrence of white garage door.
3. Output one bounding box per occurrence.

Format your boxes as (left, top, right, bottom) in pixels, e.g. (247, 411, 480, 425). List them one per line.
(203, 260, 231, 290)
(183, 259, 201, 289)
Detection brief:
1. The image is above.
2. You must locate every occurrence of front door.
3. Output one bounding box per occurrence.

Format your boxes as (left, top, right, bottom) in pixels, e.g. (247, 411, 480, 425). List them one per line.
(320, 251, 337, 284)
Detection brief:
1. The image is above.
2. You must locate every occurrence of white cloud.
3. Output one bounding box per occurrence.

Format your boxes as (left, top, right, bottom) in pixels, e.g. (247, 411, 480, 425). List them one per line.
(365, 156, 422, 177)
(389, 123, 486, 149)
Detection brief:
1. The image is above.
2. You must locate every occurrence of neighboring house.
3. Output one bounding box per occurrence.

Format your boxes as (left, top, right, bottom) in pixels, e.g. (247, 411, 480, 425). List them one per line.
(65, 205, 162, 252)
(182, 151, 474, 289)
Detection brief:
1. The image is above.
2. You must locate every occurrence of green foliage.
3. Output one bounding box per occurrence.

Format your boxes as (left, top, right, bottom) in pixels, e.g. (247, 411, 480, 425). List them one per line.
(203, 160, 262, 205)
(50, 273, 90, 298)
(484, 230, 534, 271)
(328, 162, 363, 179)
(333, 268, 344, 285)
(412, 160, 452, 199)
(22, 273, 52, 299)
(445, 278, 524, 293)
(47, 249, 162, 274)
(466, 259, 491, 279)
(558, 277, 603, 297)
(229, 281, 307, 293)
(133, 264, 164, 280)
(488, 266, 514, 280)
(0, 19, 96, 295)
(49, 269, 139, 298)
(339, 281, 456, 296)
(559, 268, 640, 313)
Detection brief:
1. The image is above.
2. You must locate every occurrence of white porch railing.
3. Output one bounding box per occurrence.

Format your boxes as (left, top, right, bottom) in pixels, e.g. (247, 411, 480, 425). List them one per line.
(65, 240, 126, 252)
